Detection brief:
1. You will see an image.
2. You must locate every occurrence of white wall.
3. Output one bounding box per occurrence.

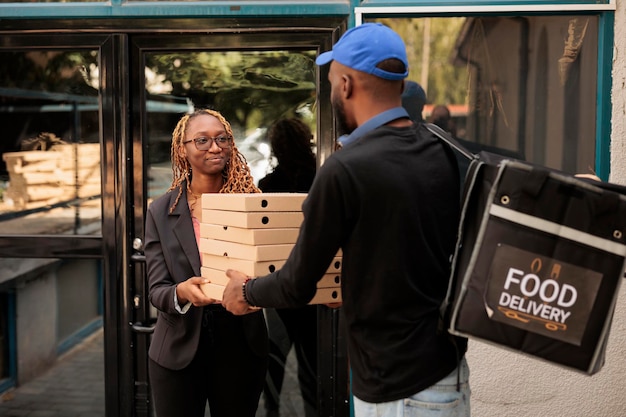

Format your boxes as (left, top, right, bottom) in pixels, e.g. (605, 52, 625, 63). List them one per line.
(611, 2, 626, 185)
(467, 3, 626, 415)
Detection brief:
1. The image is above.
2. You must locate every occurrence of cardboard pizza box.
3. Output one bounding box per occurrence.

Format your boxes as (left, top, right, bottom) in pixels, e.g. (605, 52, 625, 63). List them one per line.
(204, 284, 340, 305)
(317, 273, 341, 288)
(201, 266, 341, 290)
(199, 282, 225, 301)
(200, 223, 300, 245)
(202, 253, 286, 276)
(199, 238, 294, 261)
(200, 267, 231, 286)
(201, 192, 307, 212)
(202, 253, 342, 275)
(309, 287, 342, 305)
(326, 257, 342, 273)
(202, 209, 303, 229)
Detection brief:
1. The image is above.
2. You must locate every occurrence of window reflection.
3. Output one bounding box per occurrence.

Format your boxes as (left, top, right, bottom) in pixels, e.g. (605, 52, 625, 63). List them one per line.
(141, 48, 318, 414)
(0, 50, 101, 235)
(373, 16, 598, 175)
(143, 50, 317, 199)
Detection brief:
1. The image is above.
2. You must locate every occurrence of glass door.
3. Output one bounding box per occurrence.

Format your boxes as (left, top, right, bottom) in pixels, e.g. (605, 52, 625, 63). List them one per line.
(0, 34, 114, 416)
(128, 27, 349, 417)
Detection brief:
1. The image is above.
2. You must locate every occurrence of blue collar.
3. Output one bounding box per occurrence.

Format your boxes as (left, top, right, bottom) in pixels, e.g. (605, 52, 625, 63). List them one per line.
(338, 107, 410, 147)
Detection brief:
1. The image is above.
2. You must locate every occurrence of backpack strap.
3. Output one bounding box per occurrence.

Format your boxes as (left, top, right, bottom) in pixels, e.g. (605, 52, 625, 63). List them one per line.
(424, 123, 476, 162)
(424, 122, 478, 334)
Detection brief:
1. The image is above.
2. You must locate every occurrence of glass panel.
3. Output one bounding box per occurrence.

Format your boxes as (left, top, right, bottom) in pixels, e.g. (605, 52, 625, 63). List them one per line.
(0, 49, 102, 235)
(0, 257, 103, 416)
(142, 49, 317, 416)
(144, 50, 317, 200)
(371, 15, 599, 176)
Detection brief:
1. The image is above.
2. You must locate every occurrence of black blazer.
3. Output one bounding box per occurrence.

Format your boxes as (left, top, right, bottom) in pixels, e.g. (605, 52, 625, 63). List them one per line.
(144, 185, 268, 370)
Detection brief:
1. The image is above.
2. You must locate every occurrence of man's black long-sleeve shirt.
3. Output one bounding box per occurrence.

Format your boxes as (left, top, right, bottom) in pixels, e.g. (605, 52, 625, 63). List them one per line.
(246, 122, 467, 403)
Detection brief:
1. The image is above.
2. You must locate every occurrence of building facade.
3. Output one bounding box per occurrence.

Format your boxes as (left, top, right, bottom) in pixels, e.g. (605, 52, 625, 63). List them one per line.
(0, 1, 624, 416)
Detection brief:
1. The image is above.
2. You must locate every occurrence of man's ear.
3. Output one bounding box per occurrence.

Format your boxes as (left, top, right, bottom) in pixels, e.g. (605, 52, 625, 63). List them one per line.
(342, 73, 353, 99)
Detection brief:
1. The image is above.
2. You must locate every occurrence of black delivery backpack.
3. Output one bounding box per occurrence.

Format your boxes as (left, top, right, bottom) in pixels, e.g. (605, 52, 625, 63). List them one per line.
(426, 123, 626, 375)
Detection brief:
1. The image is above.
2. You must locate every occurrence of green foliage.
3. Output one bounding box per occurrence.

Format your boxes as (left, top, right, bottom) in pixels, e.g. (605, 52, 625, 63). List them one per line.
(0, 50, 98, 96)
(145, 50, 317, 131)
(375, 17, 468, 106)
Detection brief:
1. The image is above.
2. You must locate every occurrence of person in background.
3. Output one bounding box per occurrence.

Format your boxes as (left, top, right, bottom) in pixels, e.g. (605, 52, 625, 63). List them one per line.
(222, 23, 471, 417)
(402, 80, 427, 123)
(144, 109, 268, 417)
(428, 104, 457, 137)
(259, 118, 316, 193)
(258, 117, 318, 417)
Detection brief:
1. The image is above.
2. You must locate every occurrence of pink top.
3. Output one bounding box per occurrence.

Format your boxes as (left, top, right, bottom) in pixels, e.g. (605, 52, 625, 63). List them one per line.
(189, 201, 201, 249)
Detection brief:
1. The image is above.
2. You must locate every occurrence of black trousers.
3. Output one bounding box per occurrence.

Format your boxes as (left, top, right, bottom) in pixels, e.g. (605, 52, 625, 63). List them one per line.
(149, 307, 267, 417)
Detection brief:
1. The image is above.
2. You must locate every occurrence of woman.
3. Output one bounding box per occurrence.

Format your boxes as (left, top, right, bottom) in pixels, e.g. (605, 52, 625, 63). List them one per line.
(144, 109, 268, 417)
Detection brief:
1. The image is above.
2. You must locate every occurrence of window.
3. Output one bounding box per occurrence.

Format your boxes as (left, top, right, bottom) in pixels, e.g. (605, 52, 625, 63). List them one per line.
(367, 15, 600, 176)
(0, 49, 102, 235)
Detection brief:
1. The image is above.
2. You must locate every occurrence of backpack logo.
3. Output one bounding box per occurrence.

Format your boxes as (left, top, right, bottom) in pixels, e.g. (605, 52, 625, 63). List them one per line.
(486, 244, 602, 346)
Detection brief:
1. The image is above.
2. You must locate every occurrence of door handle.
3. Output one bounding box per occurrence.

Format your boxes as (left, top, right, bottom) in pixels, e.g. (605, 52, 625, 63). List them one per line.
(130, 237, 152, 333)
(132, 253, 146, 262)
(131, 319, 156, 334)
(132, 238, 146, 262)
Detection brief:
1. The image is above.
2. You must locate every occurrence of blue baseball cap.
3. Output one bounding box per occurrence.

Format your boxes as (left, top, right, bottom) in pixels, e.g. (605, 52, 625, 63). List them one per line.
(316, 23, 409, 81)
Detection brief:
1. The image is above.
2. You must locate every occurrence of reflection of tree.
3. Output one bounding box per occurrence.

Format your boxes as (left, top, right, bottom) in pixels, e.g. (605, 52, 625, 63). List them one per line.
(145, 51, 317, 131)
(0, 50, 99, 177)
(0, 51, 98, 96)
(376, 17, 467, 105)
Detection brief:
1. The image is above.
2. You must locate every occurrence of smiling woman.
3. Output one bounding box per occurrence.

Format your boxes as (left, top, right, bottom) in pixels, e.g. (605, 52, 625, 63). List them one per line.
(144, 108, 266, 417)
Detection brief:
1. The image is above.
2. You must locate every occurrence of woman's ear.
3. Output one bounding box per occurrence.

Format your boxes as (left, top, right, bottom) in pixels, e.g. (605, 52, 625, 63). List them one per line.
(179, 142, 188, 159)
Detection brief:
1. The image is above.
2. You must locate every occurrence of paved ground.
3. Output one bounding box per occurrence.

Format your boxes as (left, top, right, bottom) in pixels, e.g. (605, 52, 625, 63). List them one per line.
(0, 329, 304, 417)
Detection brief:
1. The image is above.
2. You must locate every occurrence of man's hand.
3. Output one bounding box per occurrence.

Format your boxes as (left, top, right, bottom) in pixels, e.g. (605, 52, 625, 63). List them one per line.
(222, 269, 261, 315)
(176, 277, 217, 306)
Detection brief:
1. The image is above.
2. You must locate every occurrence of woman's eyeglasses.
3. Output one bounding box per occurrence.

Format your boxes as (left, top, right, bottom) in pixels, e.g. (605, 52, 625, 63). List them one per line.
(183, 135, 232, 150)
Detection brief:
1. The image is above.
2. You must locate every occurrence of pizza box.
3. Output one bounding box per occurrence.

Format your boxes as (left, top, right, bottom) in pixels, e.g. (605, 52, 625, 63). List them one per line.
(200, 282, 339, 305)
(327, 257, 342, 273)
(202, 209, 303, 229)
(317, 273, 341, 288)
(202, 253, 342, 275)
(202, 253, 286, 276)
(201, 192, 307, 212)
(309, 287, 342, 305)
(201, 267, 230, 286)
(200, 223, 300, 245)
(199, 238, 294, 261)
(201, 266, 341, 289)
(199, 283, 225, 301)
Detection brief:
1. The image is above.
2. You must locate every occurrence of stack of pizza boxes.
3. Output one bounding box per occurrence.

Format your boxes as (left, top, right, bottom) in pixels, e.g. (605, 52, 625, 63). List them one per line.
(198, 192, 342, 304)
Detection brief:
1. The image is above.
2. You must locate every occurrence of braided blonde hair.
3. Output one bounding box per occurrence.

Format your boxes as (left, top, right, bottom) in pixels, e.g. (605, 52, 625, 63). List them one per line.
(168, 108, 260, 213)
